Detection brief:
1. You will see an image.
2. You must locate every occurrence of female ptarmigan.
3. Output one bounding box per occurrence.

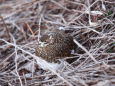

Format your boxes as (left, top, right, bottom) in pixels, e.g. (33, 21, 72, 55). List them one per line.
(35, 30, 76, 70)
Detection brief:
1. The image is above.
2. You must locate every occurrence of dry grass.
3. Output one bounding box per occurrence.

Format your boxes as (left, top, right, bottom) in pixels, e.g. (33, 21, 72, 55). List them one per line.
(0, 0, 115, 86)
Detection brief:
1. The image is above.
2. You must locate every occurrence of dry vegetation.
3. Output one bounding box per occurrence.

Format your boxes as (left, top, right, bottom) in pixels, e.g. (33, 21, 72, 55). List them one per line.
(0, 0, 115, 86)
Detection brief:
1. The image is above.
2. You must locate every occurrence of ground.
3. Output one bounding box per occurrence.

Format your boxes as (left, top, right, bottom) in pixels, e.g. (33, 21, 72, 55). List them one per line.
(0, 0, 115, 86)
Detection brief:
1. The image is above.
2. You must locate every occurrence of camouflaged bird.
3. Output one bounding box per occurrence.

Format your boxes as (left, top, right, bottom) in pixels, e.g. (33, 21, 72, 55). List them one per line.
(35, 30, 76, 63)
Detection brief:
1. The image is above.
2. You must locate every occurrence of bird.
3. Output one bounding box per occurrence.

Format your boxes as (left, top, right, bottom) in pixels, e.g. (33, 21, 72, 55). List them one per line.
(35, 30, 76, 63)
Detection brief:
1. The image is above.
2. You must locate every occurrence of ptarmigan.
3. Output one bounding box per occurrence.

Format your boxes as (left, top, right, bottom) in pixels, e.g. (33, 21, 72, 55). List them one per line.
(35, 30, 76, 70)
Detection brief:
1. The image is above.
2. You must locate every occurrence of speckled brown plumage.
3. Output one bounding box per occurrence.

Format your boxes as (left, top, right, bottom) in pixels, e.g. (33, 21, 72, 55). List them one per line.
(35, 31, 76, 63)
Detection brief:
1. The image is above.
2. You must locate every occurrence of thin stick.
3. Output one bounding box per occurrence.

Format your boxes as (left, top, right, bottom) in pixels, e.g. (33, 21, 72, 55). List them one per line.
(10, 33, 23, 86)
(0, 15, 10, 40)
(73, 39, 98, 64)
(26, 23, 35, 39)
